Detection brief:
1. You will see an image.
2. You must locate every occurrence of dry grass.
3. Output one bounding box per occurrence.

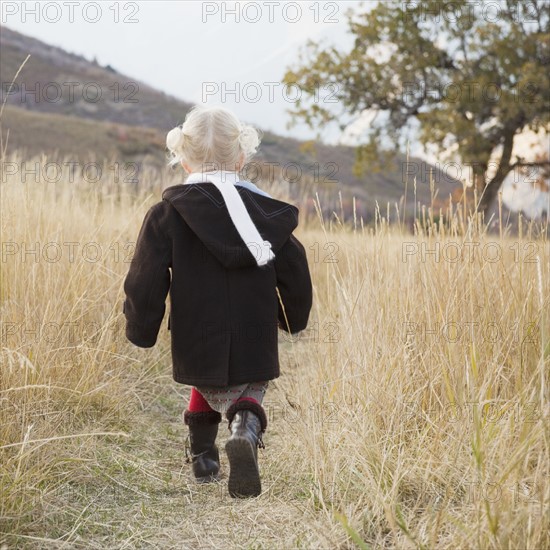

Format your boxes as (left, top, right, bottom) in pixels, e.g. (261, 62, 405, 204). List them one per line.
(0, 152, 548, 549)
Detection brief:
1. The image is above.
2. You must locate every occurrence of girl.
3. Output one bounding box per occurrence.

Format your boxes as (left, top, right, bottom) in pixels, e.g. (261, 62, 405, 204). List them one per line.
(123, 105, 312, 498)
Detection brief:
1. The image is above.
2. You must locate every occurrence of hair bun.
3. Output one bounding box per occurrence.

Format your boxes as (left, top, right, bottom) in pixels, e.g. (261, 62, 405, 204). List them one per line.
(238, 125, 261, 155)
(166, 126, 185, 152)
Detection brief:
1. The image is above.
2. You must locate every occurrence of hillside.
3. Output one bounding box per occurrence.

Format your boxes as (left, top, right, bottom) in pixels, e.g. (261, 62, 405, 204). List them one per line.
(0, 25, 192, 130)
(0, 25, 460, 214)
(0, 104, 166, 163)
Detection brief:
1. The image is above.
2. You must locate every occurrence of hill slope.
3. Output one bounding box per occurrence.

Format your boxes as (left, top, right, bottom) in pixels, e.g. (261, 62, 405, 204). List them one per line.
(0, 25, 459, 212)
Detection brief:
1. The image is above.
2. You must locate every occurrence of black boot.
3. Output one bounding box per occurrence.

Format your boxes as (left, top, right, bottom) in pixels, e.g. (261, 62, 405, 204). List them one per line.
(183, 410, 222, 483)
(225, 400, 268, 498)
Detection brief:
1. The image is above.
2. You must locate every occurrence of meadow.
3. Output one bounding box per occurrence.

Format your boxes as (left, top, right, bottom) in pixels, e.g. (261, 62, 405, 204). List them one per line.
(0, 152, 548, 549)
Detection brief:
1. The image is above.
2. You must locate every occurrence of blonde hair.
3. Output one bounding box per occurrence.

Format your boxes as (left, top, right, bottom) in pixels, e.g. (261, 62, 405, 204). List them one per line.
(166, 105, 261, 172)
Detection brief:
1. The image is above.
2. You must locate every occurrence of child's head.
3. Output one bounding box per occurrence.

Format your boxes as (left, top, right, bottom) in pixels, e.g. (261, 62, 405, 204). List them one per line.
(166, 105, 261, 173)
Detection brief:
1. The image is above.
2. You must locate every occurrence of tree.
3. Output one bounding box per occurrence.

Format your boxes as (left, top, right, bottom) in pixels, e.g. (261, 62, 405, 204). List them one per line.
(283, 0, 550, 213)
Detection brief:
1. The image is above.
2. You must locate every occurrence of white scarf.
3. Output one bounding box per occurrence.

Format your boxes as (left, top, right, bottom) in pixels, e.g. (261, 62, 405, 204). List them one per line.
(184, 170, 275, 267)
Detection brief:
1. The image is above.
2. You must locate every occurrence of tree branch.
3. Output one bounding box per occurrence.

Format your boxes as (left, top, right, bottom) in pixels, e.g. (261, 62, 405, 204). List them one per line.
(510, 160, 550, 168)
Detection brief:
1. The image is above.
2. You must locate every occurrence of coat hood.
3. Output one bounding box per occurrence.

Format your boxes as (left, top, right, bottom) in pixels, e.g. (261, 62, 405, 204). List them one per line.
(162, 183, 299, 269)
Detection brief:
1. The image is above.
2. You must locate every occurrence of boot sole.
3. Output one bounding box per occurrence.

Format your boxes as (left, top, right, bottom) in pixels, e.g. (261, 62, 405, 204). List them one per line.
(225, 436, 261, 498)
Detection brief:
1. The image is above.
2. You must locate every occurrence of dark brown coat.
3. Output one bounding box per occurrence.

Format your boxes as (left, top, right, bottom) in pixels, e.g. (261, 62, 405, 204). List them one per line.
(122, 182, 313, 386)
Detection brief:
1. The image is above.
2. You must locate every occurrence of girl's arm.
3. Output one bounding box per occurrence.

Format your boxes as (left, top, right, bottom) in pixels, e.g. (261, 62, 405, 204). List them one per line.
(274, 234, 312, 334)
(123, 202, 172, 347)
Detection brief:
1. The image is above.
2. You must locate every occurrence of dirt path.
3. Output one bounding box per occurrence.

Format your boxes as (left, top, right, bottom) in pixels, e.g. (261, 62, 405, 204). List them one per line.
(21, 370, 339, 550)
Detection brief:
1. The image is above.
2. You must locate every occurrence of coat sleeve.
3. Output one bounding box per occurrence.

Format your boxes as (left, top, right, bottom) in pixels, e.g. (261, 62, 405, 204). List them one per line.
(123, 202, 172, 348)
(274, 234, 313, 335)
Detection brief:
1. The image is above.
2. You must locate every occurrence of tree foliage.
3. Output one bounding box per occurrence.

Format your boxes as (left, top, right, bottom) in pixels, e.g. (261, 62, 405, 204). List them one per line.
(283, 0, 550, 211)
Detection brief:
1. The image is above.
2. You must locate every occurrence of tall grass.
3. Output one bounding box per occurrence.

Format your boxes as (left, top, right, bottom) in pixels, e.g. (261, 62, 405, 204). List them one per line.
(0, 151, 548, 549)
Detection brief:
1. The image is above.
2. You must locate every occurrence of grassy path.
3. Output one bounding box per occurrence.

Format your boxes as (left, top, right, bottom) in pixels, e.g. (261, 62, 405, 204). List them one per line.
(7, 364, 341, 550)
(3, 170, 547, 549)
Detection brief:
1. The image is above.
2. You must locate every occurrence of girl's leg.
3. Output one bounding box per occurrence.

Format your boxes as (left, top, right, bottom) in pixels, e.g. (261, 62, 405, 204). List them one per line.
(223, 382, 269, 498)
(195, 381, 269, 414)
(238, 381, 269, 406)
(185, 382, 270, 497)
(187, 387, 215, 412)
(183, 388, 221, 482)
